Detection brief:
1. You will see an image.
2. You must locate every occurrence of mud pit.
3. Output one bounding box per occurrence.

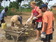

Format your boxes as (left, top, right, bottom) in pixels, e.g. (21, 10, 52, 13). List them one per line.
(0, 13, 56, 42)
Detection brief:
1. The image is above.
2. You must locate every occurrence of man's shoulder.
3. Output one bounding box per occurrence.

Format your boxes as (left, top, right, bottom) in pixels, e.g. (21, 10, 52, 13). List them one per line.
(44, 11, 53, 14)
(46, 11, 53, 15)
(43, 11, 53, 17)
(43, 11, 47, 15)
(2, 9, 5, 12)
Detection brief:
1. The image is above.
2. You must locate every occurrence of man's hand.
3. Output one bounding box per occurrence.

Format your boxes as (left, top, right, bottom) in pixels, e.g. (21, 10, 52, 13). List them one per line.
(41, 32, 46, 38)
(33, 17, 38, 20)
(26, 18, 31, 24)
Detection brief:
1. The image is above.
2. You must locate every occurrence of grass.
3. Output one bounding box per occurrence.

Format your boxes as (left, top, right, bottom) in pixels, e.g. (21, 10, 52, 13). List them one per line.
(0, 7, 56, 16)
(0, 6, 32, 16)
(7, 8, 31, 16)
(52, 10, 56, 14)
(16, 8, 32, 12)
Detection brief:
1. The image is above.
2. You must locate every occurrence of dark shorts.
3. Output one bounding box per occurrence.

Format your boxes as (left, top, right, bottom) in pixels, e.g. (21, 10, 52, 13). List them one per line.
(41, 33, 53, 41)
(35, 22, 42, 30)
(32, 20, 42, 30)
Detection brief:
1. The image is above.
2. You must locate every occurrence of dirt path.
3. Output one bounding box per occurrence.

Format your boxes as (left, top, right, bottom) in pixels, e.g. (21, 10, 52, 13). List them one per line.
(0, 14, 56, 42)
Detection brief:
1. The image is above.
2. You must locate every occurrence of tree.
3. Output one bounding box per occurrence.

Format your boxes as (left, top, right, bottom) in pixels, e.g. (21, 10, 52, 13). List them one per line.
(48, 0, 52, 1)
(0, 0, 2, 2)
(35, 0, 44, 6)
(48, 0, 52, 3)
(9, 2, 19, 9)
(17, 0, 23, 3)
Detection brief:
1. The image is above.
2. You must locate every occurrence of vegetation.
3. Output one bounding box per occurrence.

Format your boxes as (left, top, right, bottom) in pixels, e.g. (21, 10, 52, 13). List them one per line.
(52, 10, 56, 14)
(0, 6, 4, 12)
(36, 0, 44, 6)
(0, 0, 43, 16)
(17, 0, 23, 3)
(9, 2, 19, 9)
(0, 0, 2, 2)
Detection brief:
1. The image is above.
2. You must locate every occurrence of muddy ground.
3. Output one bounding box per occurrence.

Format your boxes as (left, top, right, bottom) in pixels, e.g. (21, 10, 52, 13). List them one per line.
(0, 12, 56, 42)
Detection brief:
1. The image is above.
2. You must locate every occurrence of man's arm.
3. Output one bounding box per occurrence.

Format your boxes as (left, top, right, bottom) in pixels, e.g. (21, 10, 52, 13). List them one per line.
(52, 21, 54, 31)
(42, 14, 48, 33)
(52, 12, 55, 31)
(26, 13, 33, 24)
(3, 13, 7, 17)
(36, 8, 42, 18)
(43, 22, 48, 32)
(30, 13, 33, 19)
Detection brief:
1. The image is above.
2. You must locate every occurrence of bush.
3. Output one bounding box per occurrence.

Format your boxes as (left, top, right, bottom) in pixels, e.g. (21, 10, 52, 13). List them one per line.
(36, 0, 44, 7)
(20, 8, 31, 12)
(0, 6, 4, 12)
(9, 2, 19, 9)
(7, 8, 17, 16)
(52, 10, 56, 14)
(7, 8, 22, 16)
(22, 4, 29, 8)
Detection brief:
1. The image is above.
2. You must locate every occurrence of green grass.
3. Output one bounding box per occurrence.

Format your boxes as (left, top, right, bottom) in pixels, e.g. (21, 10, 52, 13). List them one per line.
(7, 8, 31, 16)
(1, 7, 56, 16)
(17, 8, 32, 12)
(52, 10, 56, 14)
(0, 7, 32, 16)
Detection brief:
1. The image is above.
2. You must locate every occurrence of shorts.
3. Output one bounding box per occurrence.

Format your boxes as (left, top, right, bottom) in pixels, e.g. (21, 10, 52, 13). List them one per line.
(41, 33, 53, 41)
(35, 22, 42, 30)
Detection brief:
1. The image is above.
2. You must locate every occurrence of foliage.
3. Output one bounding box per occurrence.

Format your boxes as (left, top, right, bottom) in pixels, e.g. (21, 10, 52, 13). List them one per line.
(22, 4, 30, 8)
(17, 0, 23, 3)
(52, 10, 56, 14)
(36, 0, 44, 7)
(23, 4, 29, 7)
(0, 6, 4, 12)
(0, 0, 44, 16)
(0, 0, 2, 2)
(9, 2, 19, 9)
(17, 7, 32, 12)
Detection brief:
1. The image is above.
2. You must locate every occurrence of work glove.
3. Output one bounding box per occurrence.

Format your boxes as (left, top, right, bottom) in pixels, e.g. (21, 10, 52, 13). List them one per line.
(33, 17, 38, 20)
(41, 32, 46, 39)
(26, 18, 31, 24)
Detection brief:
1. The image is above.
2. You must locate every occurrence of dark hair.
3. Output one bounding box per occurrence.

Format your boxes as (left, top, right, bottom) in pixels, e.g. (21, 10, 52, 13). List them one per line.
(5, 7, 8, 12)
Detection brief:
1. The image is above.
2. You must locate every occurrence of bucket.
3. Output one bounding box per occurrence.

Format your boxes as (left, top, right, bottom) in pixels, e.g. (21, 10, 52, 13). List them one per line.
(1, 23, 7, 29)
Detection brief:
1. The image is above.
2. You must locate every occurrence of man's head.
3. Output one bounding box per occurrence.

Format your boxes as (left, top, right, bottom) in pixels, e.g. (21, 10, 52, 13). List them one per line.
(40, 4, 47, 12)
(5, 7, 8, 12)
(30, 1, 36, 8)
